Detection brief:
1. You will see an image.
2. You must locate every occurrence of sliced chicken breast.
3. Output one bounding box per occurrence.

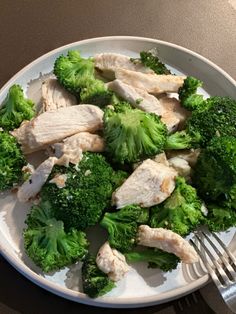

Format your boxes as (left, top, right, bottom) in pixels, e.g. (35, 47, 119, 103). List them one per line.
(107, 79, 164, 116)
(11, 105, 104, 154)
(17, 157, 58, 203)
(41, 78, 77, 112)
(53, 132, 105, 166)
(113, 159, 177, 208)
(115, 68, 185, 94)
(96, 242, 130, 281)
(152, 152, 169, 166)
(168, 156, 191, 179)
(137, 225, 199, 263)
(166, 149, 201, 167)
(94, 53, 154, 80)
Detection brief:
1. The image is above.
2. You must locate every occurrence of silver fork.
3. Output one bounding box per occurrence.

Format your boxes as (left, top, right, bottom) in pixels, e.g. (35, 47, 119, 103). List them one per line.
(190, 231, 236, 313)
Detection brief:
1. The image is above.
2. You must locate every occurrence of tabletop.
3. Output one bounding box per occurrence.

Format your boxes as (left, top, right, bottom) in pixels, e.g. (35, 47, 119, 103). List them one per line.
(0, 1, 236, 313)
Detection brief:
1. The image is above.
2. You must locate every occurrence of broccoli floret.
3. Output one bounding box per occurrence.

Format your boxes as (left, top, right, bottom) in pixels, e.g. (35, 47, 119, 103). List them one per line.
(150, 177, 204, 236)
(110, 169, 128, 189)
(103, 106, 167, 164)
(186, 97, 236, 147)
(41, 153, 126, 230)
(54, 50, 112, 107)
(131, 50, 171, 74)
(205, 204, 236, 232)
(0, 131, 26, 190)
(0, 85, 35, 131)
(100, 205, 149, 252)
(165, 130, 201, 150)
(125, 248, 179, 272)
(24, 201, 89, 272)
(82, 254, 115, 298)
(193, 136, 236, 205)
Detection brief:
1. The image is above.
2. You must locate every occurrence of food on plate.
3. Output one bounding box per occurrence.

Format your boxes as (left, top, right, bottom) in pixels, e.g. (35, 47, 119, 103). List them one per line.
(0, 47, 236, 299)
(0, 84, 35, 131)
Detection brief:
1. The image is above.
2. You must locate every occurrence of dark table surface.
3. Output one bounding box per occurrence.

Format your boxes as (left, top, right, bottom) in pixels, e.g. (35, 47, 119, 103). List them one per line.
(0, 1, 236, 313)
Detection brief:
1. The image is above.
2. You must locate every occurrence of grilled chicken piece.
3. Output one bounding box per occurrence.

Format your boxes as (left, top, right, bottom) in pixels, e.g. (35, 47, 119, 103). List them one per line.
(159, 97, 190, 130)
(11, 105, 104, 154)
(107, 79, 164, 116)
(152, 152, 169, 166)
(137, 225, 198, 263)
(113, 159, 177, 208)
(96, 242, 130, 281)
(53, 132, 105, 166)
(94, 53, 154, 80)
(41, 78, 77, 112)
(49, 173, 67, 188)
(166, 149, 201, 167)
(115, 68, 185, 94)
(17, 157, 58, 203)
(168, 157, 191, 179)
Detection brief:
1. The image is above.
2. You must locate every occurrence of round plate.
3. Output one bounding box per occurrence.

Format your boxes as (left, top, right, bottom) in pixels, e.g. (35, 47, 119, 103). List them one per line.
(0, 36, 236, 308)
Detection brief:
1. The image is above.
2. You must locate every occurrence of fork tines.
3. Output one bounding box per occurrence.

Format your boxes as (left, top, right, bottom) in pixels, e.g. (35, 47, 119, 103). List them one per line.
(190, 231, 236, 288)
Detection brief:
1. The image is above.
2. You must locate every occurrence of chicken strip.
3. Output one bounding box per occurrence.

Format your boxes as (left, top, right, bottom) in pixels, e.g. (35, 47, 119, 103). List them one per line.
(113, 159, 177, 208)
(115, 68, 185, 94)
(166, 149, 201, 167)
(168, 157, 191, 179)
(41, 78, 77, 112)
(17, 157, 58, 203)
(94, 53, 154, 80)
(53, 132, 105, 166)
(107, 79, 164, 116)
(137, 225, 198, 263)
(11, 105, 104, 154)
(96, 242, 130, 281)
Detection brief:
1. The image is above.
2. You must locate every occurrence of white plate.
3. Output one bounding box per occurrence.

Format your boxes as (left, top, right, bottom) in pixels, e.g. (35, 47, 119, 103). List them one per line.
(0, 36, 236, 308)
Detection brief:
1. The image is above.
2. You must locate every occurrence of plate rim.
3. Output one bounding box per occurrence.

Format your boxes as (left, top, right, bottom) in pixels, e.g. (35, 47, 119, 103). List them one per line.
(0, 35, 235, 308)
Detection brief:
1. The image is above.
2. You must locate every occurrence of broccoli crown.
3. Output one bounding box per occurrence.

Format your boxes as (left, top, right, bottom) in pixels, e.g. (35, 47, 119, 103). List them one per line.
(165, 130, 201, 150)
(24, 201, 89, 272)
(205, 204, 236, 232)
(41, 152, 125, 230)
(178, 76, 203, 105)
(131, 50, 171, 74)
(82, 254, 115, 298)
(150, 177, 204, 236)
(193, 136, 236, 203)
(187, 97, 236, 147)
(104, 106, 167, 164)
(54, 50, 112, 107)
(125, 248, 179, 272)
(100, 205, 149, 252)
(0, 131, 26, 190)
(0, 84, 35, 131)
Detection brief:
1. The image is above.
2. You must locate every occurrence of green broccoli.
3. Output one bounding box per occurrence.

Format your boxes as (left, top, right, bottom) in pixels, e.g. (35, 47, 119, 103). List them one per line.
(131, 50, 171, 74)
(205, 204, 236, 232)
(100, 205, 149, 252)
(41, 152, 127, 230)
(150, 177, 204, 236)
(82, 254, 115, 298)
(0, 131, 26, 190)
(0, 84, 35, 131)
(193, 136, 236, 206)
(165, 130, 201, 150)
(24, 201, 89, 272)
(54, 50, 112, 107)
(103, 106, 167, 164)
(125, 248, 179, 272)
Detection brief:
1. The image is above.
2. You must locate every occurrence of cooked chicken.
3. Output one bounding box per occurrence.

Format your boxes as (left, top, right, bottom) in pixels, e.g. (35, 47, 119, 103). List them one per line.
(166, 149, 201, 167)
(113, 159, 177, 208)
(159, 97, 190, 129)
(49, 173, 67, 188)
(168, 157, 191, 179)
(94, 53, 154, 80)
(115, 69, 185, 94)
(53, 132, 105, 166)
(96, 242, 130, 281)
(137, 225, 199, 263)
(152, 152, 169, 166)
(41, 78, 77, 112)
(17, 157, 58, 203)
(11, 105, 104, 154)
(107, 79, 164, 116)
